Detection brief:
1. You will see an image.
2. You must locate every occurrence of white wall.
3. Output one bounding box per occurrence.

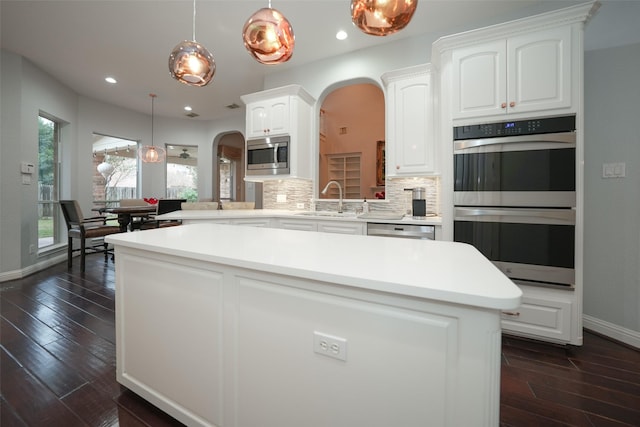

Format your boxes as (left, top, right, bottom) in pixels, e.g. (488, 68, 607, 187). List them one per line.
(264, 34, 434, 101)
(0, 51, 78, 274)
(0, 50, 245, 279)
(76, 97, 243, 211)
(583, 43, 640, 336)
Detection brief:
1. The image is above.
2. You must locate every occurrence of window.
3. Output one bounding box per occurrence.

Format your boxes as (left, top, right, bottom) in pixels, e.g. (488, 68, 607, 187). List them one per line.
(38, 115, 61, 249)
(92, 134, 138, 208)
(166, 144, 198, 201)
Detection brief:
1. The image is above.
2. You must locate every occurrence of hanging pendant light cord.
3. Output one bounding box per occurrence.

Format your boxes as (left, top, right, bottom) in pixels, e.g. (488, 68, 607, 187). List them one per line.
(150, 94, 156, 147)
(192, 0, 197, 41)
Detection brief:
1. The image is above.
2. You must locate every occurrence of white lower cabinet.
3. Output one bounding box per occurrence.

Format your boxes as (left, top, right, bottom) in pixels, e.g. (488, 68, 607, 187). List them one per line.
(316, 221, 365, 235)
(501, 286, 574, 343)
(273, 218, 365, 235)
(230, 218, 272, 227)
(272, 218, 318, 232)
(115, 247, 505, 427)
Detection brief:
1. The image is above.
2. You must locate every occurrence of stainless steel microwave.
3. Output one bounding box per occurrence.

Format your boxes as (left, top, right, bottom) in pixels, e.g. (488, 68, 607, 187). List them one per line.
(246, 135, 290, 176)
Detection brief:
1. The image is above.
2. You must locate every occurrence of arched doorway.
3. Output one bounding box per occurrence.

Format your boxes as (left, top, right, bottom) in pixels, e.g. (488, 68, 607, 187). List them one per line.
(213, 131, 246, 203)
(317, 82, 385, 200)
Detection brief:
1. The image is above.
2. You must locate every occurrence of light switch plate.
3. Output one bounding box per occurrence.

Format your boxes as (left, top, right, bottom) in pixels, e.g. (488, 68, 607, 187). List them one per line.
(602, 162, 626, 178)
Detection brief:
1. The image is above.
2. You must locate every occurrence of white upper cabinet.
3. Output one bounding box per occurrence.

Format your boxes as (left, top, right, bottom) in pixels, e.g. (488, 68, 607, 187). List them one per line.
(246, 96, 290, 138)
(382, 64, 436, 177)
(241, 85, 315, 180)
(451, 26, 572, 120)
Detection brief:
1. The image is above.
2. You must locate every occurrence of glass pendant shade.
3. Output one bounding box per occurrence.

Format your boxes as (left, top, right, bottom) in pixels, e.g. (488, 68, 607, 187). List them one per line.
(139, 146, 166, 163)
(351, 0, 418, 36)
(97, 161, 114, 179)
(140, 94, 166, 163)
(168, 40, 215, 87)
(242, 7, 295, 65)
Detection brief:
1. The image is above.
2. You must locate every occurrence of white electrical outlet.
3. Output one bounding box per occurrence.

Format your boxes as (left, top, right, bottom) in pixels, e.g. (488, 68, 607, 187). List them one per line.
(296, 203, 305, 209)
(313, 331, 347, 361)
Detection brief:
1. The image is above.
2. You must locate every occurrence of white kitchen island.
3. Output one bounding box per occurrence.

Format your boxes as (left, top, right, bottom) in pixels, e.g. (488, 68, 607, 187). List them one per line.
(106, 223, 521, 427)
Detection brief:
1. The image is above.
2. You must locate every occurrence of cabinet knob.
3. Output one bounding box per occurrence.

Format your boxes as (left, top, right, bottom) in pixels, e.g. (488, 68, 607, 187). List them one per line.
(509, 101, 516, 108)
(396, 165, 400, 170)
(501, 103, 507, 109)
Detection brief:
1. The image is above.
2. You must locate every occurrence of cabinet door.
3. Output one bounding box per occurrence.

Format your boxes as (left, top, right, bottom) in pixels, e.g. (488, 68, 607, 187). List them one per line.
(246, 102, 268, 138)
(231, 218, 272, 227)
(451, 40, 506, 120)
(246, 97, 290, 138)
(508, 27, 572, 114)
(317, 221, 364, 235)
(387, 69, 436, 176)
(501, 292, 572, 343)
(274, 218, 318, 232)
(266, 97, 290, 135)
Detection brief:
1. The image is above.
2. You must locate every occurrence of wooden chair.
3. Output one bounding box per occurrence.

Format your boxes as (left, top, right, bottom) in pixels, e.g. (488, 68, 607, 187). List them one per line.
(59, 200, 122, 272)
(139, 198, 186, 229)
(119, 198, 151, 230)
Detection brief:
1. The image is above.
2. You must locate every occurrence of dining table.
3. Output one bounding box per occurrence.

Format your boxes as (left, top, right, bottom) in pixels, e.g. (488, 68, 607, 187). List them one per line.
(102, 205, 158, 232)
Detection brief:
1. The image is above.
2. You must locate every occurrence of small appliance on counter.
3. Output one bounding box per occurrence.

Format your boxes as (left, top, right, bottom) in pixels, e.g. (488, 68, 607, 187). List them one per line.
(405, 187, 426, 217)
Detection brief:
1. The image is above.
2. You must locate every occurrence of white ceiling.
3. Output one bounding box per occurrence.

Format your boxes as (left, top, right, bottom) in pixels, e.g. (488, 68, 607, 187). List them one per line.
(2, 0, 639, 121)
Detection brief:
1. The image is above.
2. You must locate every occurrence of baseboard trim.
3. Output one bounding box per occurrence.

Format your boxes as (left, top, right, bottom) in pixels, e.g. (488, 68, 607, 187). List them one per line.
(0, 254, 67, 283)
(583, 314, 640, 349)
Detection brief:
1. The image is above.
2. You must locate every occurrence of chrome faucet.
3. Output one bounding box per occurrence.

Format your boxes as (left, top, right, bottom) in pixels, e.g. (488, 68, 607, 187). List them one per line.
(321, 180, 343, 213)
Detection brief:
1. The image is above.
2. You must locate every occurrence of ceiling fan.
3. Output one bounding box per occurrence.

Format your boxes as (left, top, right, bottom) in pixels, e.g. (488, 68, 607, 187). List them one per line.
(179, 148, 190, 159)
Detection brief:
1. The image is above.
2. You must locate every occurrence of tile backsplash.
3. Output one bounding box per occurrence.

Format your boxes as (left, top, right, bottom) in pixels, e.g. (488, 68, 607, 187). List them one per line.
(262, 176, 440, 215)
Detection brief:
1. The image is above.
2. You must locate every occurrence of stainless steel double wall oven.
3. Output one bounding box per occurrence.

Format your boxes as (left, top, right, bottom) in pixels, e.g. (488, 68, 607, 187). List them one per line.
(453, 115, 577, 288)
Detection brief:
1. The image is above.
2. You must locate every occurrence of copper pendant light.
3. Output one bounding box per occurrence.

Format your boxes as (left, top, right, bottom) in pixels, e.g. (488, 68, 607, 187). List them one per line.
(242, 0, 295, 65)
(351, 0, 418, 36)
(139, 94, 166, 164)
(168, 0, 215, 86)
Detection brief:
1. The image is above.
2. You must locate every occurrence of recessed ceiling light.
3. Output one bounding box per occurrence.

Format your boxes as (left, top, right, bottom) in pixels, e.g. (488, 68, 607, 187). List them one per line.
(336, 30, 348, 40)
(184, 106, 193, 111)
(105, 77, 117, 84)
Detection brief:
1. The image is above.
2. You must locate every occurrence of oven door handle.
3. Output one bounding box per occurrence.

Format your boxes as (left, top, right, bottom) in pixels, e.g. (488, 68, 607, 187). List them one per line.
(273, 143, 279, 164)
(454, 131, 576, 151)
(454, 207, 575, 225)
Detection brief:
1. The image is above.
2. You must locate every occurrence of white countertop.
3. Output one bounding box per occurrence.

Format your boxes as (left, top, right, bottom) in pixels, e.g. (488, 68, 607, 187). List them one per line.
(106, 223, 521, 310)
(155, 208, 442, 225)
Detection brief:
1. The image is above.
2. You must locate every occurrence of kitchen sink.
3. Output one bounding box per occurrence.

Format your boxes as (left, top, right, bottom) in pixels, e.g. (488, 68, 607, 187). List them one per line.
(295, 211, 357, 218)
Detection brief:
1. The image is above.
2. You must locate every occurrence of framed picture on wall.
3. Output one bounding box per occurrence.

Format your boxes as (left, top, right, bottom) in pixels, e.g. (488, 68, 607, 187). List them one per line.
(376, 140, 385, 186)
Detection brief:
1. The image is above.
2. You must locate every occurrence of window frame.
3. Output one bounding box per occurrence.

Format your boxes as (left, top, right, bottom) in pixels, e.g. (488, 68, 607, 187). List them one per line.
(37, 114, 62, 251)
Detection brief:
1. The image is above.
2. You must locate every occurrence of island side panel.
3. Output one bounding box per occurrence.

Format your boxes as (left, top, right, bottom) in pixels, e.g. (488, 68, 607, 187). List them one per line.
(226, 272, 502, 427)
(115, 248, 225, 427)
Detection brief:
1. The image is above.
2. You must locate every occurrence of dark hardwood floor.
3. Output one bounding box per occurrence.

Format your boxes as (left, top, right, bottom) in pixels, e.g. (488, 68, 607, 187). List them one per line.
(1, 255, 639, 427)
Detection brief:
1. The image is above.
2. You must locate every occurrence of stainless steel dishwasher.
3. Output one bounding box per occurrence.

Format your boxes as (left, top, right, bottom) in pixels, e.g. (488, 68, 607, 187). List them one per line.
(366, 223, 435, 240)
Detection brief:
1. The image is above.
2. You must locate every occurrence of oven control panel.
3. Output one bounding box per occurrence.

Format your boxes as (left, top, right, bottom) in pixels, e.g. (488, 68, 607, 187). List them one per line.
(454, 115, 575, 140)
